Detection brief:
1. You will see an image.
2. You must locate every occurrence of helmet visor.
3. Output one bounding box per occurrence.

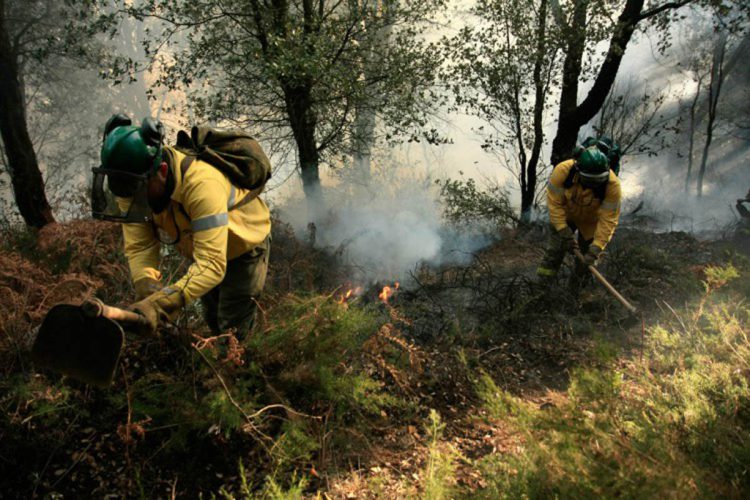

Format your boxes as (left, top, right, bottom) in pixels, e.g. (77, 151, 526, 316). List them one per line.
(578, 170, 609, 188)
(91, 167, 152, 223)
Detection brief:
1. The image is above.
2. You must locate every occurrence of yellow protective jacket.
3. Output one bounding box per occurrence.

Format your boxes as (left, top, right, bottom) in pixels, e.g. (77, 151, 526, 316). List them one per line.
(546, 159, 621, 250)
(122, 147, 271, 304)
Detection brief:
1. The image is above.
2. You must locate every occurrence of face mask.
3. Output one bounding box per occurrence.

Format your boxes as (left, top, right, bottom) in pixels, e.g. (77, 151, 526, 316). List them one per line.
(91, 167, 152, 223)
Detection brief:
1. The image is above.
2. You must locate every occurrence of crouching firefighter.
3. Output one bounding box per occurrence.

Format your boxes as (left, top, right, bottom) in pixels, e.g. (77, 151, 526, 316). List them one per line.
(536, 146, 622, 290)
(92, 114, 272, 337)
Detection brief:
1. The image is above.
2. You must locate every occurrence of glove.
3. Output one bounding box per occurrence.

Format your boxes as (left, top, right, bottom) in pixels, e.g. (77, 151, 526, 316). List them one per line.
(129, 288, 184, 335)
(583, 245, 602, 267)
(133, 277, 162, 301)
(558, 227, 578, 254)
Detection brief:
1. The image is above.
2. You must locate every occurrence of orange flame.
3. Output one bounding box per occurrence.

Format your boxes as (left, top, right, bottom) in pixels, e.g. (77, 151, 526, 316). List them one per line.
(337, 286, 363, 304)
(378, 282, 400, 304)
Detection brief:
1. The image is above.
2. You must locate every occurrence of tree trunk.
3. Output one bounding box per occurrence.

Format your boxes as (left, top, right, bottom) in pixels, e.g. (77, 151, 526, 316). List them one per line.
(284, 83, 323, 213)
(550, 0, 649, 165)
(0, 0, 55, 227)
(350, 1, 395, 187)
(352, 108, 375, 185)
(549, 0, 588, 165)
(697, 33, 727, 198)
(521, 0, 549, 222)
(684, 75, 702, 194)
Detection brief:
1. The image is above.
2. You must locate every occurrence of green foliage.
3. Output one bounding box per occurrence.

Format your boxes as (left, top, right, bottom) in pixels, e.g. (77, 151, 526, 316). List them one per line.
(2, 375, 74, 426)
(476, 371, 527, 422)
(475, 265, 750, 497)
(248, 294, 402, 416)
(261, 473, 308, 500)
(271, 421, 320, 473)
(703, 263, 740, 291)
(2, 0, 121, 222)
(438, 176, 517, 232)
(422, 410, 457, 500)
(439, 0, 557, 215)
(126, 0, 447, 171)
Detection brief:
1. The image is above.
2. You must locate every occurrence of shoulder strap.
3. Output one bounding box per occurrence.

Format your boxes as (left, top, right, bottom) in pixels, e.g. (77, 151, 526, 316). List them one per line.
(179, 153, 252, 212)
(180, 155, 195, 179)
(563, 166, 577, 188)
(594, 182, 608, 202)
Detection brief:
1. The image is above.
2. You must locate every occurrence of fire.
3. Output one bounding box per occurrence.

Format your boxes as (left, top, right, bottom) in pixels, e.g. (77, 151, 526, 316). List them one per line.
(337, 286, 363, 304)
(378, 281, 400, 304)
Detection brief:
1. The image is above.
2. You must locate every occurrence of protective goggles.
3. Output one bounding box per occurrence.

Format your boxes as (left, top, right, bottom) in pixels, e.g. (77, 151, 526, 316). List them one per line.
(91, 167, 153, 223)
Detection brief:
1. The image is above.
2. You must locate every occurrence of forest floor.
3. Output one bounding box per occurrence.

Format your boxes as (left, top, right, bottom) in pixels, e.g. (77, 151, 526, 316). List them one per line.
(1, 217, 749, 498)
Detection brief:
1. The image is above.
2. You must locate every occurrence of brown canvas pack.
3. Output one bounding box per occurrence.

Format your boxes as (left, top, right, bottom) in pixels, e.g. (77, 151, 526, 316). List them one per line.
(175, 126, 271, 200)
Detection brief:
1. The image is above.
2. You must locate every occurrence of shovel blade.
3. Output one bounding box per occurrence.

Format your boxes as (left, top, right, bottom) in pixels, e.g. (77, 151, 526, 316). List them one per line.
(31, 304, 124, 388)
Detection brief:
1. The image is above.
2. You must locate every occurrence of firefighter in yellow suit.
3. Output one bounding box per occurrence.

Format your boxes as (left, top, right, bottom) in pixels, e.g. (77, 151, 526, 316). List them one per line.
(92, 114, 271, 336)
(536, 147, 621, 288)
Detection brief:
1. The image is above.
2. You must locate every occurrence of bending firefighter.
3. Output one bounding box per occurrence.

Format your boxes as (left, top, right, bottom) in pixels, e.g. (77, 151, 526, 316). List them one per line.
(92, 114, 272, 337)
(537, 146, 622, 288)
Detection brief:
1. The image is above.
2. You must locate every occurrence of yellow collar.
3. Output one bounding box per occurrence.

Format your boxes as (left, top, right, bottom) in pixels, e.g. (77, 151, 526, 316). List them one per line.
(165, 146, 186, 205)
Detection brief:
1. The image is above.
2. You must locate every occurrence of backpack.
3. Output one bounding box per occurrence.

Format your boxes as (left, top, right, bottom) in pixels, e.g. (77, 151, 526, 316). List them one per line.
(174, 126, 272, 204)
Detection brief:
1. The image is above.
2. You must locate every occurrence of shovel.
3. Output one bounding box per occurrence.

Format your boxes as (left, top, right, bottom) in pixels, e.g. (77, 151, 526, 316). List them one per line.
(574, 248, 638, 315)
(31, 299, 150, 388)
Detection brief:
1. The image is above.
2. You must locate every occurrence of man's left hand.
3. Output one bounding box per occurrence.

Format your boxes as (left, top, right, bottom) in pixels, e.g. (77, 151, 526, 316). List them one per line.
(129, 288, 184, 335)
(583, 245, 602, 267)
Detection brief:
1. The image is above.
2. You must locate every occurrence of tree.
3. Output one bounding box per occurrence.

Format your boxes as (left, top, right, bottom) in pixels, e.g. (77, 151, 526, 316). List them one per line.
(590, 78, 677, 159)
(443, 0, 558, 221)
(682, 72, 706, 193)
(0, 0, 55, 227)
(696, 30, 727, 198)
(128, 0, 445, 216)
(675, 13, 748, 197)
(0, 0, 115, 227)
(546, 0, 734, 165)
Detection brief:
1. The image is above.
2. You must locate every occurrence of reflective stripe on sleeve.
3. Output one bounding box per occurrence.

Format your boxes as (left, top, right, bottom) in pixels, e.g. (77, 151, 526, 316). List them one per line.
(228, 185, 236, 210)
(191, 213, 229, 232)
(547, 181, 565, 195)
(600, 200, 620, 211)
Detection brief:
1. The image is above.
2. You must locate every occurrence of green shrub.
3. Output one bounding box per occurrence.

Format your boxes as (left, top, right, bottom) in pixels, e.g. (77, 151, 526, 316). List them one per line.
(422, 410, 457, 500)
(248, 294, 406, 417)
(474, 265, 750, 498)
(437, 177, 517, 232)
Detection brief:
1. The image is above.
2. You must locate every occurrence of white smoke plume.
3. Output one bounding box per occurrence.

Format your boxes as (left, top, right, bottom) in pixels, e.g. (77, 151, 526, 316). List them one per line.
(275, 160, 493, 286)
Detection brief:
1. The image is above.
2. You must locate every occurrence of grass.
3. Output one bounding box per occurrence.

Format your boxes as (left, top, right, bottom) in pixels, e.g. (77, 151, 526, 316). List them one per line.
(473, 264, 750, 498)
(422, 409, 458, 500)
(3, 218, 748, 498)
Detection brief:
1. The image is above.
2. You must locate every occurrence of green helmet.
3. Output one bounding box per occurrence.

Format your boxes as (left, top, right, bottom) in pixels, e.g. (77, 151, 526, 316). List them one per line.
(99, 116, 163, 197)
(577, 147, 609, 186)
(580, 135, 622, 175)
(92, 114, 164, 222)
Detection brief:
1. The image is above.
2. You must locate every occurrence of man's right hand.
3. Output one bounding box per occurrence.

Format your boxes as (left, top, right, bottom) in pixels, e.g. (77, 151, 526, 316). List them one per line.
(558, 227, 578, 254)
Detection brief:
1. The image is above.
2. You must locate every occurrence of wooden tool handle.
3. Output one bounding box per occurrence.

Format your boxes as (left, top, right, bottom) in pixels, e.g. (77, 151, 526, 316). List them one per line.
(574, 249, 638, 315)
(82, 299, 151, 326)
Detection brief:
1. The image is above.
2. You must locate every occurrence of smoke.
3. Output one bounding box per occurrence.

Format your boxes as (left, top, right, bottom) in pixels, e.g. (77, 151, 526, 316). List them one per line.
(275, 160, 493, 285)
(575, 10, 750, 235)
